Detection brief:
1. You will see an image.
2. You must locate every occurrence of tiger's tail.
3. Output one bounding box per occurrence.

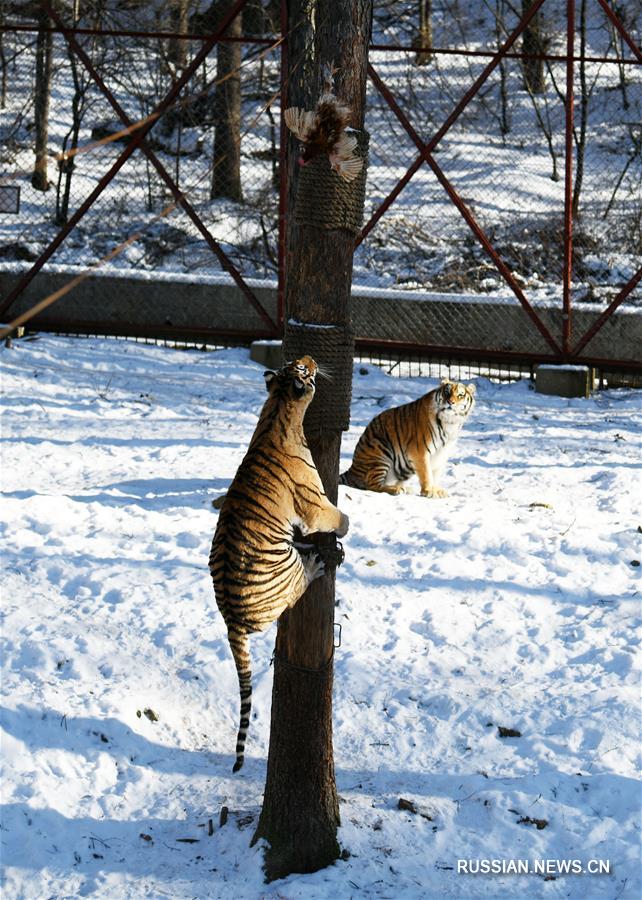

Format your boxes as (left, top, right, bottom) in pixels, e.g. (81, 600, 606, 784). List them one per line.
(228, 627, 252, 773)
(339, 469, 354, 486)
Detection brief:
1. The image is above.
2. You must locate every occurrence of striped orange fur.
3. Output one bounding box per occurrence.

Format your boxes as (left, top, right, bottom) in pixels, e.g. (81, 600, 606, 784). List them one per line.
(209, 356, 349, 772)
(340, 379, 475, 497)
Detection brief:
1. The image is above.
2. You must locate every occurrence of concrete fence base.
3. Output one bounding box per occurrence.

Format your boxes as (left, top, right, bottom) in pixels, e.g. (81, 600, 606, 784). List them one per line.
(1, 270, 640, 368)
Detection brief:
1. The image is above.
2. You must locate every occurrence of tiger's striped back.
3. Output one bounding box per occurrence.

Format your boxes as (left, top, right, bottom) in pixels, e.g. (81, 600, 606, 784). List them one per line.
(340, 379, 475, 497)
(209, 356, 349, 772)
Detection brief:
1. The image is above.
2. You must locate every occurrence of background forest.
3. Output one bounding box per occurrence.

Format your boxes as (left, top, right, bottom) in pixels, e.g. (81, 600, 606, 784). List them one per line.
(0, 0, 640, 306)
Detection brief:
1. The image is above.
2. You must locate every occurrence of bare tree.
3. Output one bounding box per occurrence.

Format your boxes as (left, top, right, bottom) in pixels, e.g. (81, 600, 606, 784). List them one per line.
(243, 0, 265, 36)
(210, 0, 242, 202)
(414, 0, 433, 66)
(521, 0, 546, 94)
(572, 0, 588, 217)
(0, 0, 8, 108)
(55, 2, 102, 224)
(167, 0, 191, 70)
(606, 2, 632, 110)
(495, 0, 511, 136)
(251, 0, 373, 881)
(32, 2, 54, 191)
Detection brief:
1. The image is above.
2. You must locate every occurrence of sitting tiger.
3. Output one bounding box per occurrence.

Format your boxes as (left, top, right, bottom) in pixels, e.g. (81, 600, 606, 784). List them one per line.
(209, 356, 349, 773)
(340, 379, 476, 497)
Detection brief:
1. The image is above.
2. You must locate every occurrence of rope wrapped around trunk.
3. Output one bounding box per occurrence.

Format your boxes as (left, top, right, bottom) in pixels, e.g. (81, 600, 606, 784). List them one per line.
(272, 649, 335, 675)
(283, 130, 368, 432)
(283, 322, 354, 433)
(293, 129, 369, 235)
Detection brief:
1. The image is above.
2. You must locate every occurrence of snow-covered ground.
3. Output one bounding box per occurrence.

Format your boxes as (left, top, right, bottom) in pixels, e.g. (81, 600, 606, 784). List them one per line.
(1, 334, 640, 899)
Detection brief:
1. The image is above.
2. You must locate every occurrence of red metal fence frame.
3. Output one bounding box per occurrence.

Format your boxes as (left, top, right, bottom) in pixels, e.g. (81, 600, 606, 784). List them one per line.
(0, 1, 640, 367)
(0, 0, 279, 336)
(362, 0, 641, 364)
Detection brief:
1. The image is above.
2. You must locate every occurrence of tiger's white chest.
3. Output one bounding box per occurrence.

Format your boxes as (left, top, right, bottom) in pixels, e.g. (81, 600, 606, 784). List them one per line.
(429, 411, 465, 473)
(429, 440, 456, 477)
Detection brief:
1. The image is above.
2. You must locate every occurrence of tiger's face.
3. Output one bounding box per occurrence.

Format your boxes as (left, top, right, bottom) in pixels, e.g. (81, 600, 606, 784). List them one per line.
(264, 355, 318, 403)
(436, 379, 476, 418)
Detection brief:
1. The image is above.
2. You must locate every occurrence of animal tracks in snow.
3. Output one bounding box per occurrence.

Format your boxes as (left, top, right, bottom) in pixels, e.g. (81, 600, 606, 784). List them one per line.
(1, 337, 639, 899)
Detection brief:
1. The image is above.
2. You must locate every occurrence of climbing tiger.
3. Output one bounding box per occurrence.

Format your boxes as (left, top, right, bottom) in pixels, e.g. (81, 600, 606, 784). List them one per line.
(209, 356, 349, 773)
(340, 379, 476, 497)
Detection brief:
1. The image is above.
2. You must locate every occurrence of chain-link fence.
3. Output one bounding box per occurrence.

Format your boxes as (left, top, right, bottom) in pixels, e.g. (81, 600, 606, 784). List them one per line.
(0, 1, 640, 366)
(0, 1, 281, 280)
(363, 2, 640, 300)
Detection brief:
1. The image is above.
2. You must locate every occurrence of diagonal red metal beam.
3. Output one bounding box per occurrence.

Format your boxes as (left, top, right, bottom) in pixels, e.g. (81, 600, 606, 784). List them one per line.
(428, 0, 549, 152)
(595, 0, 642, 63)
(0, 0, 252, 319)
(568, 0, 641, 358)
(42, 0, 277, 334)
(359, 0, 549, 245)
(364, 64, 562, 356)
(571, 266, 642, 358)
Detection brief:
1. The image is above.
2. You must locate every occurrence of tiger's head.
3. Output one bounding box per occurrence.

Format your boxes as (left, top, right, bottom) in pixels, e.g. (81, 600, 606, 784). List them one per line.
(264, 355, 318, 404)
(436, 379, 476, 418)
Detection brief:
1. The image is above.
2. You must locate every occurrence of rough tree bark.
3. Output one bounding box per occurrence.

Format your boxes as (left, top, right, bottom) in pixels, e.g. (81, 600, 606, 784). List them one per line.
(572, 0, 588, 218)
(32, 3, 54, 191)
(167, 0, 190, 70)
(414, 0, 433, 66)
(250, 0, 373, 882)
(210, 0, 242, 202)
(0, 0, 7, 109)
(521, 0, 546, 95)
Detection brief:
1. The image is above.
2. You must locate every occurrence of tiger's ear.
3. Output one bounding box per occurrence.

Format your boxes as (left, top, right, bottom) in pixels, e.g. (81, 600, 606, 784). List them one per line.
(264, 370, 276, 390)
(466, 383, 477, 396)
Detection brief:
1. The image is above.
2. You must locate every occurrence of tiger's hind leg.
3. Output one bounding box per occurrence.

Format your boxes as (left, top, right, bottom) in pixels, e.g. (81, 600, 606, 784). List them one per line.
(363, 465, 406, 495)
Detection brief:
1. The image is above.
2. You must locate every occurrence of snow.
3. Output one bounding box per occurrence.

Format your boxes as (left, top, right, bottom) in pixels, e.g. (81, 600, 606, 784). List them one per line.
(1, 334, 641, 899)
(288, 319, 342, 328)
(537, 364, 591, 372)
(0, 261, 279, 291)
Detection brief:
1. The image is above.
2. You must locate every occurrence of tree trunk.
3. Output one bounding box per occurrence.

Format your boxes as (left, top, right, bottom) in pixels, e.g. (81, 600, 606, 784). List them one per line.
(55, 49, 82, 225)
(521, 0, 546, 95)
(32, 5, 54, 191)
(572, 0, 588, 218)
(168, 0, 190, 70)
(251, 0, 373, 882)
(495, 0, 510, 136)
(0, 0, 8, 109)
(414, 0, 433, 66)
(55, 1, 86, 225)
(243, 0, 265, 36)
(210, 0, 242, 202)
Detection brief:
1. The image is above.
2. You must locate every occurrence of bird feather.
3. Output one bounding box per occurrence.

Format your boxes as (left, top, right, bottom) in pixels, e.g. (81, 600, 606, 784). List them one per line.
(330, 153, 364, 182)
(332, 131, 358, 160)
(284, 106, 317, 141)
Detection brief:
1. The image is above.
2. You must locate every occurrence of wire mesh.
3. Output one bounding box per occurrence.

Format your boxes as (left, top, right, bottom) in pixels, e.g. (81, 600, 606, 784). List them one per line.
(0, 2, 282, 281)
(0, 0, 640, 368)
(357, 0, 641, 364)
